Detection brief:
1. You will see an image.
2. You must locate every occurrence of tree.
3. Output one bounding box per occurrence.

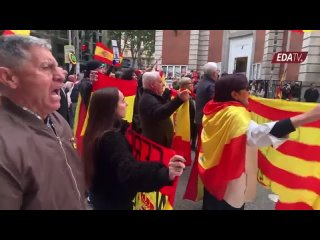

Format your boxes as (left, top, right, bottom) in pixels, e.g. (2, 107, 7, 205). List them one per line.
(107, 30, 155, 69)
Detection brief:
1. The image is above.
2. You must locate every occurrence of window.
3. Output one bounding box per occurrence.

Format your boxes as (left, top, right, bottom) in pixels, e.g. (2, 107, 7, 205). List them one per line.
(162, 65, 188, 78)
(251, 63, 261, 80)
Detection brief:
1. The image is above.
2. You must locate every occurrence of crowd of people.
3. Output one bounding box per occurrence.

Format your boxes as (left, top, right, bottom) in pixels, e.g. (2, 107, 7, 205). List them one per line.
(1, 35, 320, 210)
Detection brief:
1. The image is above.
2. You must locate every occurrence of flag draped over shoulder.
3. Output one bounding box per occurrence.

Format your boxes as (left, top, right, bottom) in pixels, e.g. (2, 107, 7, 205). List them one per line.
(2, 30, 30, 36)
(170, 89, 192, 166)
(73, 74, 137, 156)
(249, 96, 320, 210)
(198, 100, 250, 200)
(126, 128, 178, 210)
(94, 42, 123, 67)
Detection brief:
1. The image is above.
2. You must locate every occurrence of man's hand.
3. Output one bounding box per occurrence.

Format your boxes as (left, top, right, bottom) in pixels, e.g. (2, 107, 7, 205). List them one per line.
(178, 89, 190, 102)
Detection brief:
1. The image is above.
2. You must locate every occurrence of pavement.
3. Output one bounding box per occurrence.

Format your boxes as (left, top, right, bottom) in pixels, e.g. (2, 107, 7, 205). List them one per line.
(174, 151, 275, 210)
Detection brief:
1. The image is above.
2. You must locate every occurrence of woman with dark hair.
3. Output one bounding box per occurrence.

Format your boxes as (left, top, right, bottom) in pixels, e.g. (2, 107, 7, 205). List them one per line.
(200, 74, 320, 210)
(82, 87, 186, 210)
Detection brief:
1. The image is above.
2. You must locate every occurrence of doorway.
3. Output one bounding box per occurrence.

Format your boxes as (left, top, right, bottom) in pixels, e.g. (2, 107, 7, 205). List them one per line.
(234, 57, 248, 74)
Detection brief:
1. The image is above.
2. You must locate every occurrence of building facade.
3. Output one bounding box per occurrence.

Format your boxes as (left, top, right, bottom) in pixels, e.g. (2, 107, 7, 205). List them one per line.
(155, 30, 320, 89)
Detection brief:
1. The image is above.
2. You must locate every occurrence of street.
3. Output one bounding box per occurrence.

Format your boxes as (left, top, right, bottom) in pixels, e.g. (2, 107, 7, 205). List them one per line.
(174, 152, 275, 210)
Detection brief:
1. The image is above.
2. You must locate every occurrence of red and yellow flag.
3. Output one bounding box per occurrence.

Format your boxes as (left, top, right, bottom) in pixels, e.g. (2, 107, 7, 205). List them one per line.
(197, 101, 251, 200)
(126, 129, 179, 210)
(94, 42, 123, 67)
(171, 89, 192, 166)
(276, 68, 287, 99)
(2, 30, 30, 36)
(291, 30, 316, 33)
(73, 74, 137, 156)
(249, 96, 320, 210)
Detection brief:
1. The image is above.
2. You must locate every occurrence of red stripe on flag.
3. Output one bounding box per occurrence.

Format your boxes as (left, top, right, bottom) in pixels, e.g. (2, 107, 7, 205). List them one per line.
(171, 136, 191, 166)
(275, 201, 313, 210)
(93, 74, 137, 96)
(199, 134, 246, 200)
(2, 30, 15, 35)
(258, 151, 320, 195)
(249, 98, 320, 128)
(277, 141, 320, 162)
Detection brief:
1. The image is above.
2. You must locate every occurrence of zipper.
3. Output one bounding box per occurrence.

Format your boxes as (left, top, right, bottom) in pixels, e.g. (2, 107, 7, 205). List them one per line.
(57, 136, 82, 203)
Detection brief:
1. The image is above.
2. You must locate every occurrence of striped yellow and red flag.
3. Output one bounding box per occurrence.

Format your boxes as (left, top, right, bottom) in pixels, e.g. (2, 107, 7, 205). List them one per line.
(2, 30, 30, 36)
(276, 68, 287, 99)
(73, 74, 137, 156)
(249, 96, 320, 210)
(94, 42, 123, 67)
(170, 89, 192, 166)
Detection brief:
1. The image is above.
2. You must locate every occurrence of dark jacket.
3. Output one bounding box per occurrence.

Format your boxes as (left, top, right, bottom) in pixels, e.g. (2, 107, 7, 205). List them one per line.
(304, 88, 319, 102)
(0, 97, 86, 210)
(195, 76, 215, 124)
(90, 123, 172, 210)
(78, 78, 93, 108)
(139, 89, 184, 148)
(57, 88, 69, 123)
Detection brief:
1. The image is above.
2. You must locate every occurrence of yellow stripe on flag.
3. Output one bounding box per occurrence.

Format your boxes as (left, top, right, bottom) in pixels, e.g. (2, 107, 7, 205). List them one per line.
(94, 45, 113, 61)
(124, 95, 135, 123)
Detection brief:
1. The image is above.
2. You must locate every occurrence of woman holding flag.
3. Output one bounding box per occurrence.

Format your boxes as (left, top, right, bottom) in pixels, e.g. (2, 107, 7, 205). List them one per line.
(82, 87, 186, 210)
(199, 73, 320, 210)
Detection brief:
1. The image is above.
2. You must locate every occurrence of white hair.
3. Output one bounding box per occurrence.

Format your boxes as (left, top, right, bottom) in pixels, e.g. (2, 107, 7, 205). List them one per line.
(203, 62, 218, 76)
(0, 35, 51, 70)
(142, 71, 160, 89)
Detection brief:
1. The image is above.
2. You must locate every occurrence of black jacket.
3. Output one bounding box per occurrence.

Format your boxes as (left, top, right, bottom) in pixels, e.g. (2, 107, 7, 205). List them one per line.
(57, 89, 69, 124)
(195, 76, 215, 124)
(139, 89, 183, 148)
(304, 88, 319, 102)
(90, 123, 172, 210)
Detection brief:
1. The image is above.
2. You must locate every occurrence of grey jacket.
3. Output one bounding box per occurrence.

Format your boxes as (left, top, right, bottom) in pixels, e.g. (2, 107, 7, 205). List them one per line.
(0, 97, 86, 210)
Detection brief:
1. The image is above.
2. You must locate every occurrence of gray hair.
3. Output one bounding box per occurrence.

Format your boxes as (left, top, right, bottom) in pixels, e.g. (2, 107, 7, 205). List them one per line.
(142, 71, 160, 89)
(203, 62, 218, 76)
(179, 77, 192, 88)
(0, 35, 52, 70)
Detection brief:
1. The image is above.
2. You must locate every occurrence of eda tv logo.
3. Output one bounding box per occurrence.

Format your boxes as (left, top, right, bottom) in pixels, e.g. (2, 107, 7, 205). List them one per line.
(272, 52, 308, 63)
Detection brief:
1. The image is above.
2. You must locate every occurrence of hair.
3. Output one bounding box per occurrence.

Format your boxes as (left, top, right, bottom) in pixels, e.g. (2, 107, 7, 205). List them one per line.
(203, 62, 218, 76)
(0, 35, 51, 70)
(179, 77, 192, 89)
(121, 68, 135, 80)
(82, 87, 121, 189)
(142, 71, 159, 89)
(214, 74, 249, 102)
(115, 71, 122, 79)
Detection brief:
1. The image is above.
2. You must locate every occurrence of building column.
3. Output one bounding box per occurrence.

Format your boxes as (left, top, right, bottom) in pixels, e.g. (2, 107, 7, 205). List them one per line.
(188, 30, 200, 71)
(298, 31, 320, 84)
(197, 30, 210, 72)
(154, 30, 163, 68)
(261, 30, 284, 81)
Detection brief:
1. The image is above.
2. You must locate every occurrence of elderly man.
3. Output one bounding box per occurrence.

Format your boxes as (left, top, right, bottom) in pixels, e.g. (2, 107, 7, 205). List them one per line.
(194, 62, 219, 148)
(0, 35, 86, 210)
(139, 71, 189, 148)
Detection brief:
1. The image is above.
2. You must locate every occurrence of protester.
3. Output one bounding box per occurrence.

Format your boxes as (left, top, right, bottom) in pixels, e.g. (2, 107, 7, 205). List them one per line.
(82, 87, 186, 210)
(139, 71, 190, 148)
(0, 35, 85, 209)
(200, 74, 320, 210)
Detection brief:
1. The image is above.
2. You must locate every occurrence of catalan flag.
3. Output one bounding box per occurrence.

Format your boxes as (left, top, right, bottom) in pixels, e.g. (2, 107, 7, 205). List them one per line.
(94, 42, 123, 67)
(73, 74, 137, 156)
(2, 30, 30, 36)
(249, 96, 320, 210)
(276, 68, 287, 99)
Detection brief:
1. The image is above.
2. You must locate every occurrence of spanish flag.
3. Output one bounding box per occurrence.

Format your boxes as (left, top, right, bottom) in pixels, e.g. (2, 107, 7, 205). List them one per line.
(198, 101, 251, 200)
(171, 89, 192, 166)
(249, 96, 320, 210)
(2, 30, 30, 36)
(94, 42, 123, 67)
(73, 74, 137, 156)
